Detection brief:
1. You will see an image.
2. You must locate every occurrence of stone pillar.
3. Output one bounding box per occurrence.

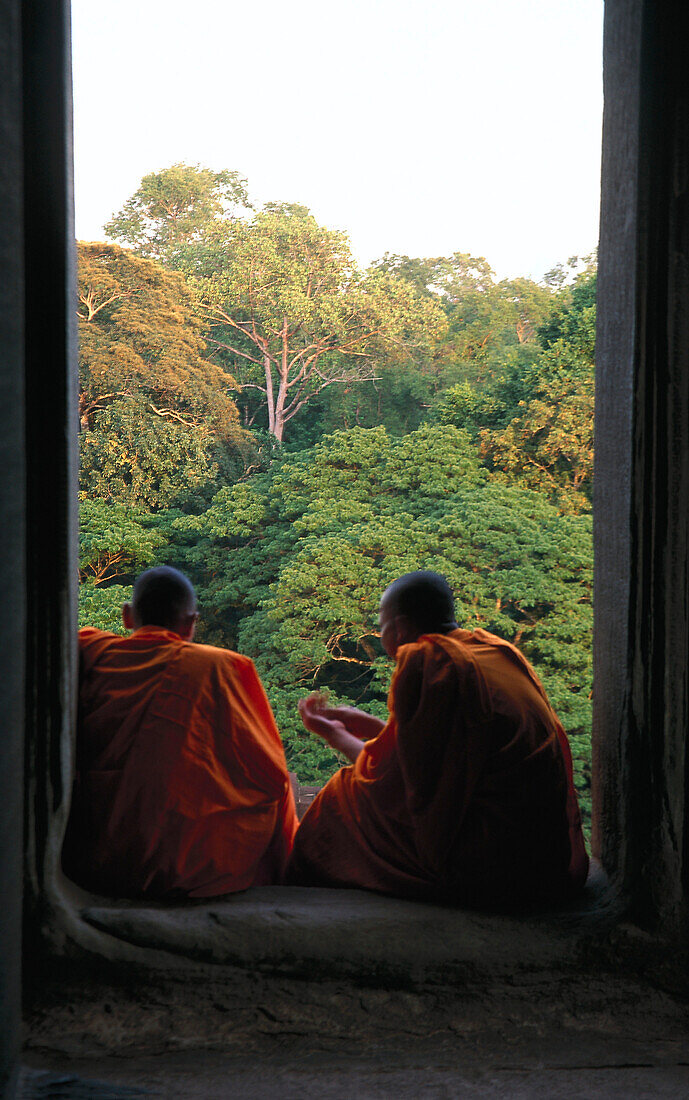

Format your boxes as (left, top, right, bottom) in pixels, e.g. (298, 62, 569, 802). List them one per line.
(21, 0, 79, 963)
(0, 1, 26, 1091)
(0, 0, 77, 1083)
(594, 0, 689, 932)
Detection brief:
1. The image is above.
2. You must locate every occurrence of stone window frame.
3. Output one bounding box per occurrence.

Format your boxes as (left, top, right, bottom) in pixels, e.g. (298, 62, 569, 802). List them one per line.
(11, 0, 689, 973)
(593, 0, 689, 935)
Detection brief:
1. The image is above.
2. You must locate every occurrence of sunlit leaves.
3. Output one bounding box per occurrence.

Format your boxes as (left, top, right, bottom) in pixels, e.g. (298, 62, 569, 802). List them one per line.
(79, 398, 243, 512)
(78, 243, 249, 509)
(79, 499, 167, 585)
(78, 584, 130, 634)
(183, 204, 446, 440)
(104, 163, 251, 262)
(78, 242, 241, 439)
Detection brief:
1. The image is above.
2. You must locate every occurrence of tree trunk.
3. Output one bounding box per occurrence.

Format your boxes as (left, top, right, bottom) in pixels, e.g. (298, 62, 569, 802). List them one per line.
(273, 317, 289, 442)
(264, 353, 276, 435)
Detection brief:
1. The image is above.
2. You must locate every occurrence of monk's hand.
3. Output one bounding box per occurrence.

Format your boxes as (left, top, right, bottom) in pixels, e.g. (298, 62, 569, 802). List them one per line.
(298, 696, 347, 743)
(322, 705, 385, 740)
(298, 695, 366, 765)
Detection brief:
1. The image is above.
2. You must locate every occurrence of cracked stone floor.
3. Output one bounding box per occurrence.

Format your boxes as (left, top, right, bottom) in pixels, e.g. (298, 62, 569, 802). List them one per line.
(20, 1029, 689, 1099)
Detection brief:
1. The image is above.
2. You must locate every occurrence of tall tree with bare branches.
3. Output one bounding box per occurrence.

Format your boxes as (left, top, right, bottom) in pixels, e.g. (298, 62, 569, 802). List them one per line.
(184, 204, 445, 441)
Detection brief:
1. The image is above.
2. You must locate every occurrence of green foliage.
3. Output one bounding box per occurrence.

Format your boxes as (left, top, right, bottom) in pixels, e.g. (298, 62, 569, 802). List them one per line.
(78, 242, 247, 508)
(424, 268, 597, 515)
(78, 505, 201, 636)
(176, 425, 592, 825)
(431, 380, 509, 434)
(79, 398, 243, 511)
(374, 252, 497, 299)
(285, 343, 467, 447)
(79, 499, 167, 584)
(374, 252, 555, 388)
(78, 583, 130, 634)
(78, 501, 166, 638)
(478, 272, 596, 512)
(538, 269, 597, 361)
(104, 163, 251, 263)
(184, 204, 446, 442)
(479, 367, 594, 512)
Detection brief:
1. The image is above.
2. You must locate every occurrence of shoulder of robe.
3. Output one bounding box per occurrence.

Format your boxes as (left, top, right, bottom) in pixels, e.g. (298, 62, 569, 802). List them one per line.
(395, 634, 474, 680)
(183, 642, 255, 678)
(468, 627, 504, 643)
(398, 636, 494, 709)
(78, 627, 125, 674)
(464, 627, 541, 675)
(188, 641, 250, 663)
(464, 627, 532, 662)
(78, 626, 121, 654)
(453, 628, 553, 709)
(79, 626, 118, 644)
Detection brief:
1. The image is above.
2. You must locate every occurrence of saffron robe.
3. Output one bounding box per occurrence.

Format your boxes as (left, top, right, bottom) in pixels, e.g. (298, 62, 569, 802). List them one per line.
(287, 629, 589, 907)
(63, 627, 298, 898)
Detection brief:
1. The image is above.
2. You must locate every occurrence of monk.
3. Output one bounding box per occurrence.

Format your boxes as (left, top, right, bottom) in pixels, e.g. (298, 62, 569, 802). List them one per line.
(287, 571, 589, 909)
(63, 566, 298, 898)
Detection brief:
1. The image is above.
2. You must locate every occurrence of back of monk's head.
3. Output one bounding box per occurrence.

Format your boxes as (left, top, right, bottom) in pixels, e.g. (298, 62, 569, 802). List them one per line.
(383, 570, 457, 634)
(130, 566, 197, 633)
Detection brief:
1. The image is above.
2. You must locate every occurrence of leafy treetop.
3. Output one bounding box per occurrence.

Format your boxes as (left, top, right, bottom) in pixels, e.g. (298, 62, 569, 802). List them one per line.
(78, 241, 241, 438)
(184, 205, 445, 441)
(104, 163, 251, 263)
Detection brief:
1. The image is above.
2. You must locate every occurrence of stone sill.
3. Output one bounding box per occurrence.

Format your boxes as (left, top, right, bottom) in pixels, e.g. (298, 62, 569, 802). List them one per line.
(75, 862, 616, 989)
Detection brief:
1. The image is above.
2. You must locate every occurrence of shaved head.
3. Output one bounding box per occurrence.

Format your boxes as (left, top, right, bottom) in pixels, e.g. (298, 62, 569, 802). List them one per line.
(129, 566, 197, 634)
(382, 571, 457, 635)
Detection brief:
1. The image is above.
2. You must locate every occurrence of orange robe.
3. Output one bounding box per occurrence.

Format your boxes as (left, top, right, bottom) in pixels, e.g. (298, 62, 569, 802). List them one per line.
(63, 627, 298, 898)
(287, 629, 589, 907)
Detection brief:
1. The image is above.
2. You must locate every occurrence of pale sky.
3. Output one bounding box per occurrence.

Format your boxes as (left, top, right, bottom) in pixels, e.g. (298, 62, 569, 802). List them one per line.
(71, 0, 603, 282)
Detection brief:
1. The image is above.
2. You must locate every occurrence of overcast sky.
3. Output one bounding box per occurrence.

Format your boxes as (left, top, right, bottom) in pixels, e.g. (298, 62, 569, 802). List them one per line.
(71, 0, 603, 282)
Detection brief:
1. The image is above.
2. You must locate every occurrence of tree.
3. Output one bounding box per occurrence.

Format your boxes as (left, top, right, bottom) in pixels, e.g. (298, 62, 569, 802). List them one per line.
(185, 205, 446, 441)
(78, 584, 131, 634)
(78, 501, 171, 636)
(478, 271, 597, 512)
(479, 366, 594, 512)
(78, 243, 247, 508)
(79, 399, 245, 512)
(542, 251, 597, 291)
(374, 252, 496, 298)
(423, 266, 597, 513)
(78, 242, 240, 434)
(430, 379, 512, 435)
(374, 253, 554, 384)
(497, 276, 555, 346)
(104, 163, 250, 264)
(537, 268, 597, 360)
(79, 500, 167, 585)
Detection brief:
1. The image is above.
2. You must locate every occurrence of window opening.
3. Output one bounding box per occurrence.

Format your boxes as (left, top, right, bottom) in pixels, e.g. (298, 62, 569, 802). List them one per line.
(68, 0, 604, 904)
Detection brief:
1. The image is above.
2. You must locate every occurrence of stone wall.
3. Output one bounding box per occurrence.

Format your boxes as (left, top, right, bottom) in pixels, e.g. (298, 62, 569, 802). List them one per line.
(594, 0, 689, 935)
(0, 2, 27, 1093)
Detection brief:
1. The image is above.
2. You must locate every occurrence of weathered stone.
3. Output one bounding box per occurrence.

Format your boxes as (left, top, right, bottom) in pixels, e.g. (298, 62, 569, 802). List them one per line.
(0, 0, 26, 1092)
(77, 867, 614, 987)
(594, 0, 689, 935)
